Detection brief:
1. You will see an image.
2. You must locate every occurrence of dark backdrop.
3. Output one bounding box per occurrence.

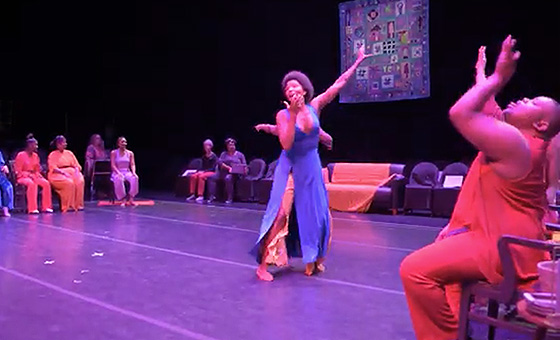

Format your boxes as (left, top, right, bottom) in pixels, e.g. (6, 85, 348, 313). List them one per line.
(0, 0, 558, 189)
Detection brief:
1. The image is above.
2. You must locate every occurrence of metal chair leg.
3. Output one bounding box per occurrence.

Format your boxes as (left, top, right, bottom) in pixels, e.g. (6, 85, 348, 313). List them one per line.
(487, 299, 499, 340)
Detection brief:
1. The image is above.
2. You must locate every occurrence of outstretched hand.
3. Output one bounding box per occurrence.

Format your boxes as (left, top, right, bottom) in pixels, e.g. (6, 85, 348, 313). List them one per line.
(475, 46, 486, 73)
(357, 45, 373, 62)
(254, 124, 267, 132)
(493, 35, 521, 85)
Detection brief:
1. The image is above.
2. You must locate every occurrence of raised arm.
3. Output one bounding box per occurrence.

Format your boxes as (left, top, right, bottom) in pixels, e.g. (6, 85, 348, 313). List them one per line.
(310, 45, 372, 113)
(276, 92, 303, 151)
(449, 35, 530, 179)
(475, 46, 488, 84)
(475, 45, 503, 119)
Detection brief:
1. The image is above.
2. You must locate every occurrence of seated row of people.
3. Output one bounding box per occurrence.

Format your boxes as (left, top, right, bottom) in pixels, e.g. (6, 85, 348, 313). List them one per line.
(84, 134, 138, 205)
(186, 138, 247, 204)
(184, 124, 334, 205)
(0, 134, 139, 216)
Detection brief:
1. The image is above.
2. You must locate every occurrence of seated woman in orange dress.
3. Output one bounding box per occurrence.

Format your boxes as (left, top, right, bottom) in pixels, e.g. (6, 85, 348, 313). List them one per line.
(14, 134, 53, 214)
(47, 135, 85, 212)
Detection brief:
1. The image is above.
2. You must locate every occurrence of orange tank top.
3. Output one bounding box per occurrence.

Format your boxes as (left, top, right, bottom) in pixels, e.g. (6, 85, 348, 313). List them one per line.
(448, 134, 549, 284)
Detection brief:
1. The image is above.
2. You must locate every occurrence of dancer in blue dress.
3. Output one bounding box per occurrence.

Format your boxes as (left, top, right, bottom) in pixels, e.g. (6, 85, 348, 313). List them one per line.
(253, 45, 372, 281)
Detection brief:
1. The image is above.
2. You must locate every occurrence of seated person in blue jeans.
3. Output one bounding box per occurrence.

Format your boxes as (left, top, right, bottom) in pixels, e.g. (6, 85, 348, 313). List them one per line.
(0, 151, 14, 217)
(207, 138, 247, 204)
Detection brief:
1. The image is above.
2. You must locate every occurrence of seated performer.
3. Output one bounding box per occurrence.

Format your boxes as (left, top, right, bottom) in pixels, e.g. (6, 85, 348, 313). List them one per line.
(255, 124, 333, 150)
(110, 136, 139, 206)
(85, 134, 108, 172)
(48, 135, 85, 212)
(474, 45, 560, 223)
(84, 134, 109, 187)
(186, 139, 218, 203)
(400, 35, 560, 340)
(14, 134, 53, 214)
(0, 150, 13, 217)
(207, 138, 247, 204)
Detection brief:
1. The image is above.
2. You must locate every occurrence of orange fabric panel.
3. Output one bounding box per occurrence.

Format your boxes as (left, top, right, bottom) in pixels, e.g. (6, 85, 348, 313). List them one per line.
(325, 183, 379, 213)
(331, 163, 391, 185)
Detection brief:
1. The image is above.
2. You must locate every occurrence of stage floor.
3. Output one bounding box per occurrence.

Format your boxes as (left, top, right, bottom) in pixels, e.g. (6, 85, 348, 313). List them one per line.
(0, 199, 528, 339)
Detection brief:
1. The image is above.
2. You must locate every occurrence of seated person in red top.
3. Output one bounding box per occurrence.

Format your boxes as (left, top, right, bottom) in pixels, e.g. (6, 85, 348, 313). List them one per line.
(473, 45, 560, 223)
(186, 139, 218, 203)
(207, 138, 247, 204)
(399, 36, 560, 340)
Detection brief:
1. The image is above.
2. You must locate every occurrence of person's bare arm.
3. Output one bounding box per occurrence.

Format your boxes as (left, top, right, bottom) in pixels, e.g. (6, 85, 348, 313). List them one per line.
(310, 45, 372, 113)
(449, 35, 530, 179)
(255, 124, 278, 136)
(319, 129, 333, 150)
(276, 93, 304, 150)
(130, 151, 137, 175)
(475, 45, 503, 119)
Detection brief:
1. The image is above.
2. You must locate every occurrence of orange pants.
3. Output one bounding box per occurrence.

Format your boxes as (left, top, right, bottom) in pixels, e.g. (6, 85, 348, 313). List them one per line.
(17, 176, 52, 213)
(189, 171, 214, 196)
(400, 232, 485, 340)
(49, 169, 85, 212)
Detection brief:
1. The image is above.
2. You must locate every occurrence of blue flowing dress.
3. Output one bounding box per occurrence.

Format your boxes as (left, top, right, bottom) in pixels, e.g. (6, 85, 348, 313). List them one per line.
(251, 105, 331, 264)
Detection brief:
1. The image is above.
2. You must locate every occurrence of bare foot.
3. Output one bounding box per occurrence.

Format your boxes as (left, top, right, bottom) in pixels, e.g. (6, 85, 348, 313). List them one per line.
(2, 207, 11, 217)
(315, 263, 326, 273)
(304, 263, 315, 276)
(315, 258, 326, 273)
(256, 267, 273, 281)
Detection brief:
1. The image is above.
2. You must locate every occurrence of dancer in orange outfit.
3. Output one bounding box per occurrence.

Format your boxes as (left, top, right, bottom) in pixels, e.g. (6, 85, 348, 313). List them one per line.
(400, 35, 560, 340)
(47, 135, 85, 212)
(14, 134, 53, 214)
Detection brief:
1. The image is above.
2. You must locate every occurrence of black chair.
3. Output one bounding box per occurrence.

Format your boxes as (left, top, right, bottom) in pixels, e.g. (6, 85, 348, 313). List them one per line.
(236, 159, 267, 202)
(174, 158, 202, 197)
(7, 160, 26, 213)
(255, 160, 278, 204)
(403, 162, 439, 214)
(90, 160, 112, 200)
(458, 233, 560, 340)
(431, 162, 469, 217)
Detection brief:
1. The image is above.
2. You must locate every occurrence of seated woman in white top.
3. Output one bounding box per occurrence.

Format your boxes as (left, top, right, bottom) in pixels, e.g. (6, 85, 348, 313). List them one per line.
(110, 137, 139, 206)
